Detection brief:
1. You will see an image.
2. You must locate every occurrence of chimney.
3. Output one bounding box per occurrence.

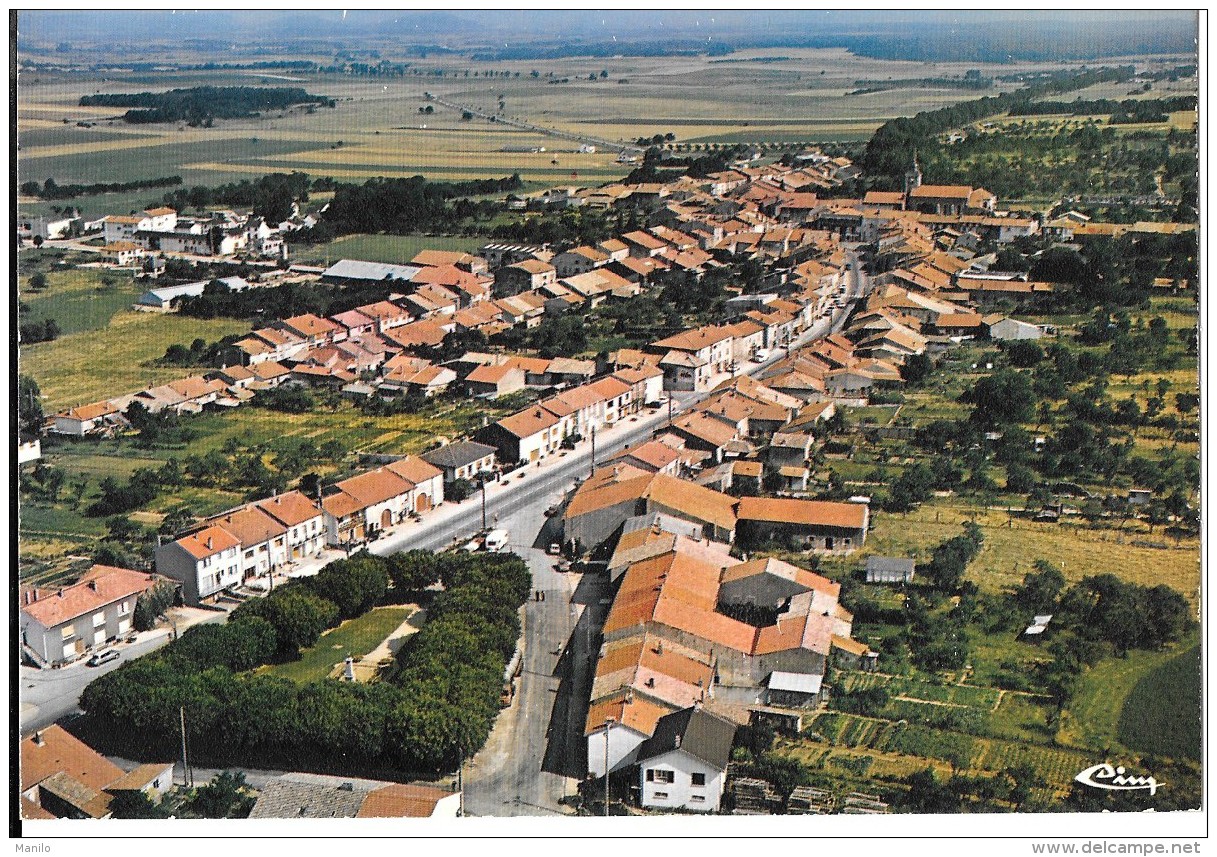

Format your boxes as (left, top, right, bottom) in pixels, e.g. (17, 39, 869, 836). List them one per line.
(344, 656, 356, 682)
(625, 689, 634, 704)
(32, 731, 44, 746)
(655, 641, 663, 656)
(646, 677, 655, 688)
(205, 537, 213, 550)
(674, 734, 681, 748)
(88, 580, 98, 591)
(56, 590, 64, 599)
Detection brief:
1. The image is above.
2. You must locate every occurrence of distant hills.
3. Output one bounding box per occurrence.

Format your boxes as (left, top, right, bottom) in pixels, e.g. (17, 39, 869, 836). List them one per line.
(17, 10, 1198, 63)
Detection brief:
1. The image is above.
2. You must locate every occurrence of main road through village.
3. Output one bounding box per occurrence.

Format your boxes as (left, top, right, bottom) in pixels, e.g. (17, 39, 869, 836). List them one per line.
(19, 251, 870, 816)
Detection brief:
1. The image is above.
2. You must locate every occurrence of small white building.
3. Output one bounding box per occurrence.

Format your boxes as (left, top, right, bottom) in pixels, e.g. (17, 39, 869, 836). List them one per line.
(986, 316, 1043, 341)
(636, 707, 736, 813)
(865, 555, 916, 584)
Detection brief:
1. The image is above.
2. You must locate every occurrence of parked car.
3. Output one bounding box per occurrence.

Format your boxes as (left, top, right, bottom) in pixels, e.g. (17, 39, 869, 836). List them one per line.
(87, 649, 120, 667)
(752, 349, 769, 363)
(547, 543, 562, 555)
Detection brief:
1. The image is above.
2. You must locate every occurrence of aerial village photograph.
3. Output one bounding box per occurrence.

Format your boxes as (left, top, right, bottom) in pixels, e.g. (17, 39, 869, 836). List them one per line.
(11, 8, 1204, 852)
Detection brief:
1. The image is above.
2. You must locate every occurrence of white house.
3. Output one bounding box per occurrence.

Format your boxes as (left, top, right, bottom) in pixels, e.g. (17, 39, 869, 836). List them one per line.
(154, 524, 243, 605)
(205, 505, 290, 581)
(19, 566, 168, 666)
(255, 491, 327, 562)
(636, 707, 736, 813)
(51, 401, 122, 437)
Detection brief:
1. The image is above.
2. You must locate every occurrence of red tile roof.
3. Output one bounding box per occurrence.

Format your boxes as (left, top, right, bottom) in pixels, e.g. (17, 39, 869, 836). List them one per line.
(21, 566, 164, 629)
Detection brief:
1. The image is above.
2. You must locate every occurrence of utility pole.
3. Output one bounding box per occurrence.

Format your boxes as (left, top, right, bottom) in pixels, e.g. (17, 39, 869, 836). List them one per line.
(179, 706, 192, 788)
(589, 425, 596, 477)
(457, 754, 464, 817)
(604, 716, 614, 817)
(480, 477, 488, 531)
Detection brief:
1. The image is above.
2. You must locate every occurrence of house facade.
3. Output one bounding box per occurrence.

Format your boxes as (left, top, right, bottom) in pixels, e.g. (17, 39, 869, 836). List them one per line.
(20, 566, 167, 666)
(154, 524, 243, 605)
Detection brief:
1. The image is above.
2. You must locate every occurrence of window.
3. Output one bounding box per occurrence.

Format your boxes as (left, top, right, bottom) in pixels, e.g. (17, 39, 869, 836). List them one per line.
(652, 792, 668, 800)
(652, 769, 675, 784)
(691, 773, 706, 786)
(61, 627, 75, 642)
(119, 600, 130, 615)
(690, 795, 706, 803)
(93, 612, 105, 628)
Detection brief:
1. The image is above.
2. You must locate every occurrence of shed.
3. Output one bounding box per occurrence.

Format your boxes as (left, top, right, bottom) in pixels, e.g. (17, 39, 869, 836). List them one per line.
(865, 555, 915, 584)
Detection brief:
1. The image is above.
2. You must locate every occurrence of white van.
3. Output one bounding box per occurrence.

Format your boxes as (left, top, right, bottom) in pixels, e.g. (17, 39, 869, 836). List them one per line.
(484, 529, 510, 552)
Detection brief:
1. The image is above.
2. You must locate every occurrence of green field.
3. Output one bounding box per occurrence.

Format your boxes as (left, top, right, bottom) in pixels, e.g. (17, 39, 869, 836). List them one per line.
(1057, 634, 1199, 757)
(19, 135, 323, 186)
(300, 233, 486, 266)
(1116, 644, 1202, 762)
(19, 266, 145, 335)
(257, 606, 414, 683)
(19, 310, 252, 411)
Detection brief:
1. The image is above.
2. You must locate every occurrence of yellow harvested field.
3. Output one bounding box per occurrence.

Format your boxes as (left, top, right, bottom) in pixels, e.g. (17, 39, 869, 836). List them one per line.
(20, 311, 251, 411)
(866, 505, 1200, 606)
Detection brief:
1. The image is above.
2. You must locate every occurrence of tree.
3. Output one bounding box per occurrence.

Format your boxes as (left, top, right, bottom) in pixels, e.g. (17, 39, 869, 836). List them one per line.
(182, 771, 255, 819)
(961, 369, 1035, 428)
(386, 550, 443, 592)
(901, 352, 934, 385)
(108, 789, 170, 819)
(885, 462, 935, 512)
(1175, 392, 1199, 416)
(133, 580, 178, 631)
(237, 587, 339, 656)
(28, 272, 48, 291)
(1015, 560, 1066, 613)
(1004, 462, 1035, 495)
(905, 768, 960, 813)
(1003, 340, 1043, 368)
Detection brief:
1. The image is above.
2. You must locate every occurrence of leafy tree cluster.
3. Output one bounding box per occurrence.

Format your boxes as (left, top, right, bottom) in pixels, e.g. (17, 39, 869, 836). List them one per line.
(1056, 574, 1193, 655)
(20, 175, 182, 200)
(901, 765, 1047, 813)
(133, 580, 179, 631)
(490, 208, 615, 248)
(19, 318, 60, 344)
(161, 172, 311, 223)
(157, 333, 241, 367)
(252, 386, 315, 414)
(80, 551, 530, 773)
(861, 66, 1136, 186)
(1007, 94, 1196, 121)
(924, 522, 985, 591)
(316, 174, 522, 237)
(88, 468, 162, 516)
(80, 86, 335, 125)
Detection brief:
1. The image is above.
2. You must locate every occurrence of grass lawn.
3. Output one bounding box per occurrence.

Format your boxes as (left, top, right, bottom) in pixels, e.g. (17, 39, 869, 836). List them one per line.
(19, 311, 252, 410)
(298, 233, 486, 266)
(20, 270, 145, 336)
(1057, 633, 1199, 757)
(1116, 644, 1201, 762)
(257, 606, 415, 684)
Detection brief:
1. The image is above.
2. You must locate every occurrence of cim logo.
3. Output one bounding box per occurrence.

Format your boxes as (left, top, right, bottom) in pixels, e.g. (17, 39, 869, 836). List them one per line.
(1074, 763, 1163, 796)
